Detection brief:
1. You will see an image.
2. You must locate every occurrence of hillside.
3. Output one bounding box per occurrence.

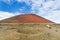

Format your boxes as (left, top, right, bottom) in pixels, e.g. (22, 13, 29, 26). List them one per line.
(0, 14, 54, 23)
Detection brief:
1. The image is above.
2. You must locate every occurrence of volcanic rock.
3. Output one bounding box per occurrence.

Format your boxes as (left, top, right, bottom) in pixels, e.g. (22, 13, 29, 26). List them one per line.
(0, 14, 54, 23)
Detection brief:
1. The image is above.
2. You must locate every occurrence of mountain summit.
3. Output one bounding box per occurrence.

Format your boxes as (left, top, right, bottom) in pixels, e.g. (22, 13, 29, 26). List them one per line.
(0, 14, 54, 23)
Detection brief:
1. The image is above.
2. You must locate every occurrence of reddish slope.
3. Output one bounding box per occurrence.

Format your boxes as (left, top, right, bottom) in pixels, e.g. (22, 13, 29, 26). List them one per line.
(0, 14, 54, 23)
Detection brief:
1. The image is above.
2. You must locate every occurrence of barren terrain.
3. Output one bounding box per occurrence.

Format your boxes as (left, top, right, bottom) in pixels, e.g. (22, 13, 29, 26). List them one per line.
(0, 23, 60, 40)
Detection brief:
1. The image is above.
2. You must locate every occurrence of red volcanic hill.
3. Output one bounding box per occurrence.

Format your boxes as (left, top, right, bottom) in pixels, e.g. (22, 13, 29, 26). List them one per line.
(0, 14, 54, 23)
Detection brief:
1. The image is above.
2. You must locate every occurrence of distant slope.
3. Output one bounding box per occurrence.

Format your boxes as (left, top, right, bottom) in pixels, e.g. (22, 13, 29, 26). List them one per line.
(0, 14, 54, 23)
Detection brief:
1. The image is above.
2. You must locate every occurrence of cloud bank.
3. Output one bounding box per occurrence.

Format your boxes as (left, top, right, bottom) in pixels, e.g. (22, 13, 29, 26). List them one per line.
(0, 11, 14, 20)
(0, 11, 22, 20)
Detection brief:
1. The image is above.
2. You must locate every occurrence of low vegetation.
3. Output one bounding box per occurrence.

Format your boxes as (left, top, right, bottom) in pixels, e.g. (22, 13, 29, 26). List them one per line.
(0, 23, 60, 40)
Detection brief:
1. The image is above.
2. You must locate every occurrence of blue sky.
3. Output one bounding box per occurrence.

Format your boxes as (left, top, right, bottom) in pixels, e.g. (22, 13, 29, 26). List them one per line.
(0, 0, 60, 23)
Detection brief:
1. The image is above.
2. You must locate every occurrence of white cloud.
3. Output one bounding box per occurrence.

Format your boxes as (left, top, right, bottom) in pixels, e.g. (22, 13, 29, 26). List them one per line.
(43, 1, 55, 9)
(44, 11, 60, 23)
(0, 11, 14, 20)
(17, 0, 32, 5)
(31, 0, 56, 14)
(17, 0, 23, 2)
(0, 11, 22, 20)
(31, 0, 43, 10)
(19, 7, 25, 11)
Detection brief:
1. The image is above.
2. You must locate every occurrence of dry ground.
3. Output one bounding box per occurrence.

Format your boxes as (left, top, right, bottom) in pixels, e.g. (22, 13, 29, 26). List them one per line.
(0, 23, 60, 40)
